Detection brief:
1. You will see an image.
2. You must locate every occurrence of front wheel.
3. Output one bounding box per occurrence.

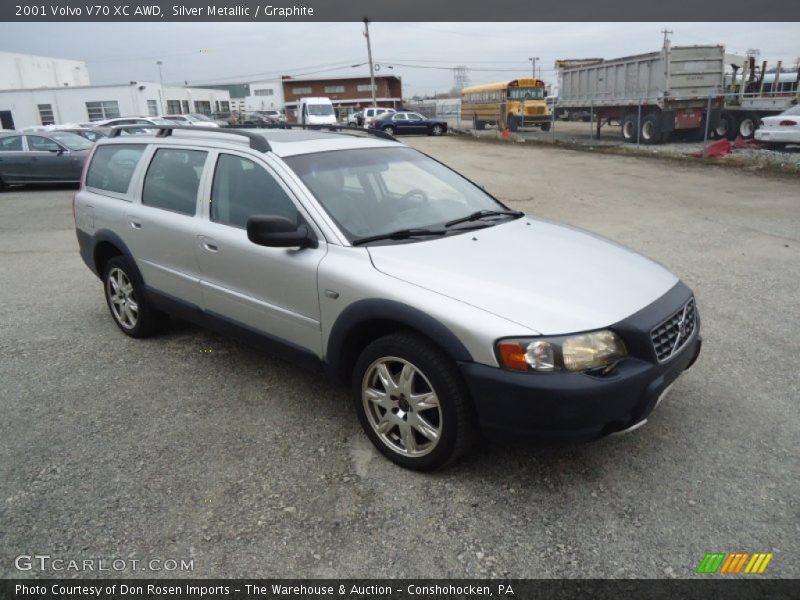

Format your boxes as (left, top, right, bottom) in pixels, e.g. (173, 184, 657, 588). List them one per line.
(352, 332, 477, 471)
(738, 113, 758, 139)
(540, 121, 551, 132)
(430, 124, 444, 136)
(103, 256, 164, 338)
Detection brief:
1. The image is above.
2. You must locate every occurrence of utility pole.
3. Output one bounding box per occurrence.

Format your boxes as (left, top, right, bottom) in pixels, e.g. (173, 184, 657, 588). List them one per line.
(156, 60, 165, 115)
(528, 57, 539, 79)
(363, 18, 377, 109)
(661, 29, 673, 49)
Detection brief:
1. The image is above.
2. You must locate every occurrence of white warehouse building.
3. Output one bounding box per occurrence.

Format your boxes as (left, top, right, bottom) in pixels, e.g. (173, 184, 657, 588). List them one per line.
(0, 51, 91, 90)
(0, 81, 232, 130)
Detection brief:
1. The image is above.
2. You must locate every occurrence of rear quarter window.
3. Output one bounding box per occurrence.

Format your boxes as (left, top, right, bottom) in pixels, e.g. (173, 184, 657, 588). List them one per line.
(86, 144, 146, 195)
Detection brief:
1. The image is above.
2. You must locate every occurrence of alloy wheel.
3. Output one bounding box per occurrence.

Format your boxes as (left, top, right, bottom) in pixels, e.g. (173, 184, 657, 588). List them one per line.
(106, 267, 138, 330)
(361, 357, 442, 457)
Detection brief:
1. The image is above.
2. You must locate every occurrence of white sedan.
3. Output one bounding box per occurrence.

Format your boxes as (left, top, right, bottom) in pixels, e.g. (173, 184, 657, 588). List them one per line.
(755, 105, 800, 149)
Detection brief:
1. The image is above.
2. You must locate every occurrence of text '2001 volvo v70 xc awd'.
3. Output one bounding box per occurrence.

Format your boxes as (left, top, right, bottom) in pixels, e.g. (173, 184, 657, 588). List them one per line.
(74, 124, 701, 470)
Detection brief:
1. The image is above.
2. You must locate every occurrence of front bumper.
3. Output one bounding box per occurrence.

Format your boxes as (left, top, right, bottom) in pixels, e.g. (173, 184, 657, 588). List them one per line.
(459, 282, 702, 442)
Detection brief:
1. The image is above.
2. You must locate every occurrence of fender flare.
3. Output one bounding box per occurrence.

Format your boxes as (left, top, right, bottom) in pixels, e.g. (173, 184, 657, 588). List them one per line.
(326, 298, 474, 382)
(89, 229, 143, 284)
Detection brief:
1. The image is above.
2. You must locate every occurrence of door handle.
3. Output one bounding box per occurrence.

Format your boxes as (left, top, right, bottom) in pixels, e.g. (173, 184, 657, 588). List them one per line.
(203, 242, 218, 252)
(129, 220, 142, 229)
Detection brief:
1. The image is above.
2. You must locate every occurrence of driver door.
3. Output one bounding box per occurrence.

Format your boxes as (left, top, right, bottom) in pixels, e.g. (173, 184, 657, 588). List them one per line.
(24, 135, 73, 181)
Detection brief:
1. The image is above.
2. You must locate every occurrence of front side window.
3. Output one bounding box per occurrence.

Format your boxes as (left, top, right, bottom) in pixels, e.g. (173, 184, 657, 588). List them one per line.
(49, 132, 93, 151)
(142, 148, 207, 215)
(0, 136, 23, 151)
(86, 144, 146, 194)
(27, 136, 62, 152)
(285, 147, 506, 241)
(406, 113, 423, 121)
(211, 154, 299, 228)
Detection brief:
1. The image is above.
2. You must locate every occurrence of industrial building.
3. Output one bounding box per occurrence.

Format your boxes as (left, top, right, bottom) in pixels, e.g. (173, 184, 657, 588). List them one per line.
(0, 52, 232, 130)
(282, 75, 403, 121)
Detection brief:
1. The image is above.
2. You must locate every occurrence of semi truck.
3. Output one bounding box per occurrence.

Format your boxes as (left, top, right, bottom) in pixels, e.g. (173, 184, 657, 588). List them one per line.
(557, 44, 799, 144)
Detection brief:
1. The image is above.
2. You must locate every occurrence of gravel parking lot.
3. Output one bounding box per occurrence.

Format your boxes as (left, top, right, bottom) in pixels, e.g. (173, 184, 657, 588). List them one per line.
(1, 137, 798, 579)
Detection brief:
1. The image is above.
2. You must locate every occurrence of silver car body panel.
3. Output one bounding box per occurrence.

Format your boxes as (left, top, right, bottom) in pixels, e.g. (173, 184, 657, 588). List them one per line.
(367, 217, 678, 336)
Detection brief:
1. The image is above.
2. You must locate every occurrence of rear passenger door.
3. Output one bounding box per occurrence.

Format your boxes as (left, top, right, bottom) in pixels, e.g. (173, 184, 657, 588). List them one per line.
(124, 146, 208, 307)
(0, 135, 28, 183)
(194, 151, 327, 355)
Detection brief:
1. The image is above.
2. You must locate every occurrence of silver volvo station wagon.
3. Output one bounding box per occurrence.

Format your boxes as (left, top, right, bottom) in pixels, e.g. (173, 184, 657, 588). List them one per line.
(74, 125, 702, 470)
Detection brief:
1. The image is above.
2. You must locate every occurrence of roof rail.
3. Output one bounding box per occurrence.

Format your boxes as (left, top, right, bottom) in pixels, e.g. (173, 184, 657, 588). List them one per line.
(279, 123, 399, 142)
(107, 124, 271, 152)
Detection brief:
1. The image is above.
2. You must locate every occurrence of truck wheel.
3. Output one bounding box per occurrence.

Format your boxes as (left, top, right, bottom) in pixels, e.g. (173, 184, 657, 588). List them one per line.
(712, 111, 736, 141)
(738, 113, 758, 139)
(352, 332, 478, 471)
(640, 114, 662, 145)
(507, 115, 519, 132)
(621, 114, 638, 143)
(540, 121, 551, 132)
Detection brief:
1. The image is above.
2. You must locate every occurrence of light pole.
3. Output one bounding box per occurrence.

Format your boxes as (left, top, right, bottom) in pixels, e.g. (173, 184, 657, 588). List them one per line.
(528, 57, 539, 80)
(363, 18, 377, 109)
(156, 60, 165, 115)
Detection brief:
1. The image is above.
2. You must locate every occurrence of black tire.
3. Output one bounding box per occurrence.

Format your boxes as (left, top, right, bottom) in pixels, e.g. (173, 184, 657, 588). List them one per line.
(102, 256, 164, 338)
(540, 121, 551, 132)
(737, 112, 758, 139)
(640, 113, 662, 145)
(621, 114, 638, 143)
(352, 332, 478, 471)
(766, 142, 787, 150)
(382, 125, 395, 135)
(474, 115, 486, 131)
(0, 175, 5, 192)
(507, 115, 519, 132)
(712, 111, 737, 141)
(430, 124, 444, 136)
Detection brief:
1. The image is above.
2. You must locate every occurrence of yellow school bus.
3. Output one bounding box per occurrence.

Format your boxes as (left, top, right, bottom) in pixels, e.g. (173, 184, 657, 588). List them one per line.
(461, 77, 551, 132)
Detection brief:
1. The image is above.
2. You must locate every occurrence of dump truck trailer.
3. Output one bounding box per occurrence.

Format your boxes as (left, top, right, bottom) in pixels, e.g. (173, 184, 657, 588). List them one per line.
(557, 45, 727, 144)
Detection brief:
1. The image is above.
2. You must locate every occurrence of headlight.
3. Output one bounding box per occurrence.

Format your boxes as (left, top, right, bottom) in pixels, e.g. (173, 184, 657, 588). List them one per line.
(497, 330, 627, 373)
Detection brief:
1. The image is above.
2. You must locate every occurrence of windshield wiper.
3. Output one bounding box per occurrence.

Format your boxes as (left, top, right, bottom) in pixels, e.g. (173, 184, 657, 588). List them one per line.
(351, 228, 447, 246)
(444, 209, 524, 227)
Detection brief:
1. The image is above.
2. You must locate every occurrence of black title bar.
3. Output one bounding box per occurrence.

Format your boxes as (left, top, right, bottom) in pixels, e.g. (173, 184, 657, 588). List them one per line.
(2, 0, 799, 21)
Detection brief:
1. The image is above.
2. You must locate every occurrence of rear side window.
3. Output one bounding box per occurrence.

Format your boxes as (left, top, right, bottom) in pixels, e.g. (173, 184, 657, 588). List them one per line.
(0, 136, 23, 151)
(142, 148, 207, 216)
(86, 144, 146, 194)
(210, 154, 298, 228)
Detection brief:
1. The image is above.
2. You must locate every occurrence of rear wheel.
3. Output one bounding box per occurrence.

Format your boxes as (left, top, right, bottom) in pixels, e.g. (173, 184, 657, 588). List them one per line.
(640, 113, 662, 145)
(103, 256, 164, 338)
(540, 121, 551, 132)
(738, 113, 758, 139)
(352, 332, 477, 471)
(621, 114, 638, 143)
(381, 125, 395, 136)
(712, 111, 736, 141)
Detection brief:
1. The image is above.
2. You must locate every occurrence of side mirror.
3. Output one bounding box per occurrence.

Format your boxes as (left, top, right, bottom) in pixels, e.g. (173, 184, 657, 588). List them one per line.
(49, 148, 64, 155)
(247, 215, 315, 249)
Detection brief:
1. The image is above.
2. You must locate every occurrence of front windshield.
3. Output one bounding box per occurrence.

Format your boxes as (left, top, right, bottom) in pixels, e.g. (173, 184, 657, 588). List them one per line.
(49, 132, 93, 151)
(307, 104, 335, 116)
(782, 105, 800, 116)
(508, 87, 545, 100)
(284, 147, 509, 242)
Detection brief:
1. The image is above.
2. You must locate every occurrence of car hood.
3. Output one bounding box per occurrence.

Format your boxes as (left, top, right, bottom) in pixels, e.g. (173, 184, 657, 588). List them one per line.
(367, 217, 679, 335)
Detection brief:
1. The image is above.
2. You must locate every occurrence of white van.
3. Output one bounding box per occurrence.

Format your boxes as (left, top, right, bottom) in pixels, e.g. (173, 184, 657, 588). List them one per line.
(298, 97, 337, 126)
(348, 107, 396, 129)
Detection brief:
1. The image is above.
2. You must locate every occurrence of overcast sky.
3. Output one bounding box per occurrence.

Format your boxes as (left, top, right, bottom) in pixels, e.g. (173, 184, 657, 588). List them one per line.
(1, 22, 798, 96)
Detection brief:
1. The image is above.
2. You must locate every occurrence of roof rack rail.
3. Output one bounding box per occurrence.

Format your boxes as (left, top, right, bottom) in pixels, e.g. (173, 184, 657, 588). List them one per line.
(278, 123, 399, 142)
(107, 124, 271, 152)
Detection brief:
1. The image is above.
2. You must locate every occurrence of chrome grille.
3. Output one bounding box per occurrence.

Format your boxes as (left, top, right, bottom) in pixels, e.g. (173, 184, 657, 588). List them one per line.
(650, 298, 696, 362)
